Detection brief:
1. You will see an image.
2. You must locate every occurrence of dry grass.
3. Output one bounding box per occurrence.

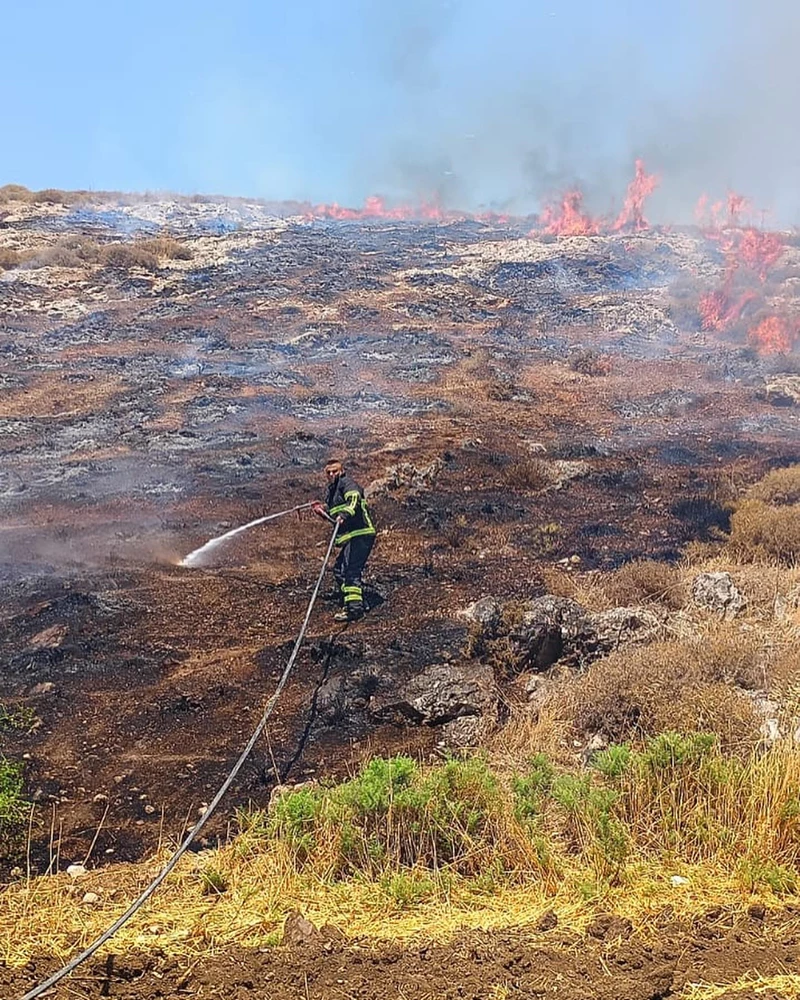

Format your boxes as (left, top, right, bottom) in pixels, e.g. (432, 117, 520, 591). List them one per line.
(0, 248, 21, 270)
(540, 635, 766, 749)
(728, 501, 800, 563)
(138, 236, 193, 261)
(0, 183, 32, 203)
(4, 744, 800, 968)
(503, 458, 553, 492)
(0, 849, 772, 968)
(101, 243, 160, 272)
(603, 559, 687, 610)
(748, 465, 800, 507)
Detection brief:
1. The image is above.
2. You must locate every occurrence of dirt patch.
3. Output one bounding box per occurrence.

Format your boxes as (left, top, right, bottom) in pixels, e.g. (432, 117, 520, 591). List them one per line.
(5, 907, 800, 998)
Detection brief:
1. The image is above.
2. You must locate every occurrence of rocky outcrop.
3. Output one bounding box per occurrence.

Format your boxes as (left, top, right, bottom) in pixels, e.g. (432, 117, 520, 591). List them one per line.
(370, 661, 497, 727)
(508, 596, 595, 671)
(590, 606, 666, 653)
(461, 593, 668, 674)
(691, 572, 746, 618)
(367, 458, 446, 497)
(460, 596, 503, 635)
(763, 374, 800, 407)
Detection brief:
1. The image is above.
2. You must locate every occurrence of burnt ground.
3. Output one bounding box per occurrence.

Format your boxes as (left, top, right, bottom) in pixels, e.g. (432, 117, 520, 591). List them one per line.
(4, 906, 800, 999)
(1, 201, 800, 994)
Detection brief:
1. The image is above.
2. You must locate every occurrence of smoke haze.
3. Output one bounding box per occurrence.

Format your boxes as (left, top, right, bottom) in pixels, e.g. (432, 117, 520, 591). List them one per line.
(1, 0, 799, 221)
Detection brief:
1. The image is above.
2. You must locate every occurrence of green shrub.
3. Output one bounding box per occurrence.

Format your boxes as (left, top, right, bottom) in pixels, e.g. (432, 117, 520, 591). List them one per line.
(513, 753, 555, 823)
(739, 856, 797, 895)
(0, 757, 26, 857)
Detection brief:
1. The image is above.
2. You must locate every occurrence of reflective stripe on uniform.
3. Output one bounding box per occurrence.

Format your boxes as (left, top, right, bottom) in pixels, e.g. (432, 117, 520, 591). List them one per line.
(336, 526, 376, 545)
(330, 491, 360, 517)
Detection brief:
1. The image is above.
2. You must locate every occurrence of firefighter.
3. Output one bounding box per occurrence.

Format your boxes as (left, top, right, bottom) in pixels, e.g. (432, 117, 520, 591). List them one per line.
(311, 460, 376, 622)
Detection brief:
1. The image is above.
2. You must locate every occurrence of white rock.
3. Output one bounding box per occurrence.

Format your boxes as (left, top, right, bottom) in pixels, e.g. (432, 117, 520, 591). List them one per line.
(670, 875, 689, 886)
(66, 864, 88, 879)
(82, 892, 101, 905)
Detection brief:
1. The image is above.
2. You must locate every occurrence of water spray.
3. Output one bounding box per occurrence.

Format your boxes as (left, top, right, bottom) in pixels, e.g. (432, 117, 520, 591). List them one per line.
(180, 503, 312, 568)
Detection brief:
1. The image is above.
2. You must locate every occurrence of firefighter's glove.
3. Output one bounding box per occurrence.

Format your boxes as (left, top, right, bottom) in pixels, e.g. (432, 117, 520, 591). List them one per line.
(311, 501, 327, 519)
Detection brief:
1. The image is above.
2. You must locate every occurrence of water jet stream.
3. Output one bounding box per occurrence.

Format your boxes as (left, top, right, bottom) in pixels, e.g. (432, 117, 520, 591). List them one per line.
(180, 503, 312, 567)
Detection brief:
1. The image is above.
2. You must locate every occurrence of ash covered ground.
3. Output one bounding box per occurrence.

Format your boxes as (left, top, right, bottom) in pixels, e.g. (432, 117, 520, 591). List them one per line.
(1, 195, 799, 871)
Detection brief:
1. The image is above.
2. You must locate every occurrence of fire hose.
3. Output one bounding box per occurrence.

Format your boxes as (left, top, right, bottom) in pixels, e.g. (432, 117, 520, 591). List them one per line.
(20, 518, 339, 1000)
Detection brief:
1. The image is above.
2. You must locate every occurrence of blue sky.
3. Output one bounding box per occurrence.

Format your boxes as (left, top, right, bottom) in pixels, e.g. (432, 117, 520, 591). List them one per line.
(3, 0, 799, 219)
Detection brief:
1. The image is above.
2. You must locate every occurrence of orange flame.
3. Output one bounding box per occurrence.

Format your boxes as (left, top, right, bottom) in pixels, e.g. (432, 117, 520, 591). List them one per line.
(537, 190, 600, 236)
(747, 316, 798, 354)
(727, 192, 749, 227)
(699, 289, 758, 331)
(612, 159, 659, 232)
(738, 228, 784, 280)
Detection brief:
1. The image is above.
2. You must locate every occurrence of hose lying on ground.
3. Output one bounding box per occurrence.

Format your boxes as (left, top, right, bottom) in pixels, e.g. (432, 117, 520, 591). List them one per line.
(21, 522, 339, 1000)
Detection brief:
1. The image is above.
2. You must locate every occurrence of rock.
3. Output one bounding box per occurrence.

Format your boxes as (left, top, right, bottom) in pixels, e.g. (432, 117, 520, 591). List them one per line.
(763, 374, 800, 407)
(586, 913, 633, 941)
(66, 864, 88, 879)
(748, 903, 766, 921)
(760, 717, 781, 745)
(438, 713, 494, 748)
(509, 596, 594, 672)
(590, 606, 665, 653)
(282, 910, 322, 948)
(524, 673, 551, 706)
(535, 910, 559, 932)
(29, 681, 56, 696)
(315, 675, 347, 723)
(670, 875, 690, 886)
(269, 780, 318, 811)
(367, 459, 445, 497)
(81, 891, 101, 905)
(691, 572, 746, 618)
(370, 661, 497, 726)
(460, 597, 502, 635)
(27, 624, 68, 650)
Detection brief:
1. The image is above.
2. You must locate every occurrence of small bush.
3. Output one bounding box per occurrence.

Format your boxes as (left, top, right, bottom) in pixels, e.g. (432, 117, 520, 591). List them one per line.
(138, 237, 193, 261)
(199, 866, 229, 896)
(0, 757, 26, 857)
(569, 349, 611, 376)
(728, 500, 800, 562)
(604, 560, 687, 610)
(739, 856, 797, 895)
(748, 465, 800, 507)
(30, 188, 71, 205)
(0, 248, 21, 271)
(0, 704, 37, 733)
(504, 459, 553, 492)
(101, 244, 160, 272)
(0, 184, 31, 203)
(550, 640, 762, 748)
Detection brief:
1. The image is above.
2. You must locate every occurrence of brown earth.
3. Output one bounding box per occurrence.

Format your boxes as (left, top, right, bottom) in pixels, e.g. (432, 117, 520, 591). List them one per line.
(4, 906, 800, 999)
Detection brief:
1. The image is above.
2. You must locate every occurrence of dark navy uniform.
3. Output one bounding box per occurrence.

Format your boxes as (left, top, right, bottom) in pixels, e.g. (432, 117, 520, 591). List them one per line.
(324, 472, 376, 618)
